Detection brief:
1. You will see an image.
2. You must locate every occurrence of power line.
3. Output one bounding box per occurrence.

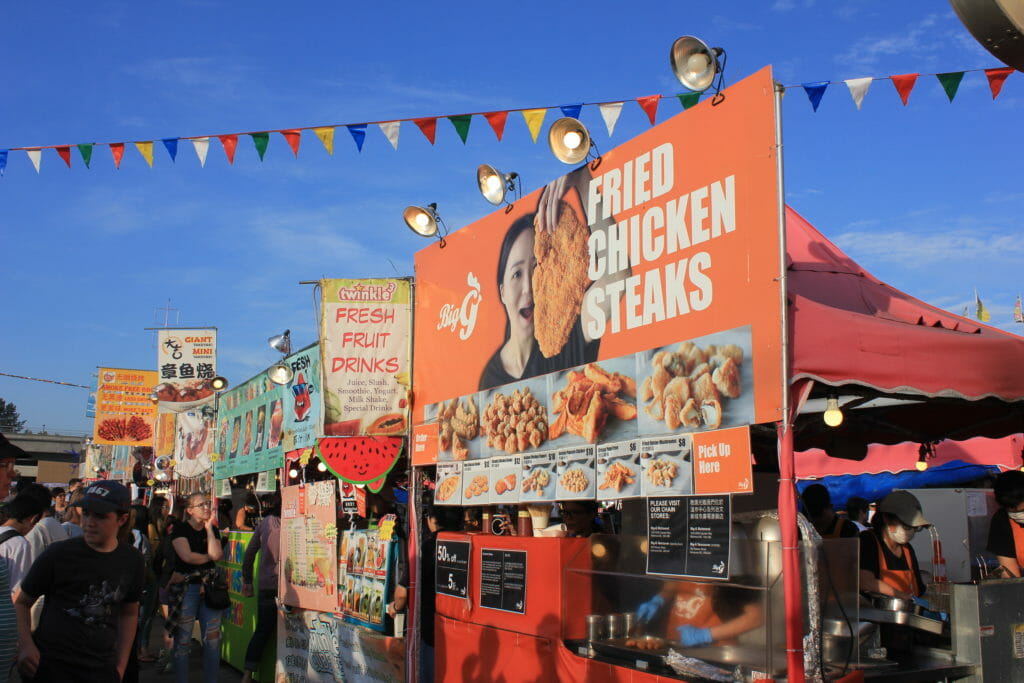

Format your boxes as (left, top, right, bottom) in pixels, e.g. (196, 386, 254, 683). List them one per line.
(0, 372, 89, 389)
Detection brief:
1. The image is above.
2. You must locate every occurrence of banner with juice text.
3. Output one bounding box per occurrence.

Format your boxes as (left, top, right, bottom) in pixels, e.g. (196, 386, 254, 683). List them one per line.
(93, 368, 159, 446)
(280, 480, 338, 612)
(411, 66, 783, 467)
(320, 278, 412, 437)
(155, 328, 218, 411)
(213, 371, 285, 479)
(281, 343, 324, 451)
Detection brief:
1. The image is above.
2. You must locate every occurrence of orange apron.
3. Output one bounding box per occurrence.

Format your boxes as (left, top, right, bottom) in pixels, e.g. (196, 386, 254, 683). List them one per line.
(665, 582, 726, 643)
(1009, 515, 1024, 568)
(873, 534, 920, 596)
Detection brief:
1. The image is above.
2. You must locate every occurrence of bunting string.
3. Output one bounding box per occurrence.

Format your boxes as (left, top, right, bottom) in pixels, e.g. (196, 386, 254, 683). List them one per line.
(0, 65, 1013, 176)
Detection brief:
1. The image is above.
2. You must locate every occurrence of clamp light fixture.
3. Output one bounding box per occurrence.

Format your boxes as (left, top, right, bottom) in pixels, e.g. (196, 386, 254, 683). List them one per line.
(209, 376, 229, 391)
(403, 203, 448, 247)
(477, 164, 520, 206)
(548, 117, 594, 165)
(670, 35, 726, 95)
(267, 329, 294, 385)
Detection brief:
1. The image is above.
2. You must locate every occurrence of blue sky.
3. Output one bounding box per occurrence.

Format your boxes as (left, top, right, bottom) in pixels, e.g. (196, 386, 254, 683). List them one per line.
(2, 1, 1020, 435)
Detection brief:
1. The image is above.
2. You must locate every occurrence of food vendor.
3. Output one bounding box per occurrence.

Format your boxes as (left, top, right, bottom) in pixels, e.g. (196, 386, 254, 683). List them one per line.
(559, 501, 603, 538)
(986, 470, 1024, 577)
(801, 484, 859, 538)
(635, 581, 762, 647)
(859, 490, 928, 599)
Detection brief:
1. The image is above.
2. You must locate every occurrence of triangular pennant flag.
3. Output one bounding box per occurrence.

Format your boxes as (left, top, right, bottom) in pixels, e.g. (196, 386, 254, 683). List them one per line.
(975, 289, 991, 322)
(521, 109, 547, 143)
(890, 73, 919, 106)
(27, 149, 41, 173)
(250, 132, 269, 160)
(559, 103, 583, 120)
(77, 144, 93, 168)
(347, 124, 367, 152)
(134, 141, 154, 168)
(448, 114, 472, 144)
(636, 95, 660, 124)
(0, 149, 7, 177)
(218, 135, 238, 164)
(802, 82, 829, 111)
(985, 67, 1013, 99)
(676, 93, 700, 110)
(413, 118, 437, 144)
(936, 72, 965, 102)
(280, 130, 301, 157)
(598, 102, 624, 136)
(109, 143, 124, 169)
(378, 122, 400, 150)
(313, 127, 335, 155)
(56, 146, 72, 168)
(162, 138, 178, 162)
(483, 111, 508, 141)
(191, 137, 209, 167)
(844, 77, 872, 110)
(1014, 294, 1023, 323)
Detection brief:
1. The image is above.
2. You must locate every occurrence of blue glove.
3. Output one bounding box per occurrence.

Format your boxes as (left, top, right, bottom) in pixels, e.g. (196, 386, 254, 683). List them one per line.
(677, 625, 713, 647)
(911, 596, 931, 610)
(636, 594, 665, 623)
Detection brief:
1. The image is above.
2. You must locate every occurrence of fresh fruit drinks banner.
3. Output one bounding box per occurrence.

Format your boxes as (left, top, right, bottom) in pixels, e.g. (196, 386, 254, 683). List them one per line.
(412, 67, 783, 466)
(280, 481, 338, 612)
(319, 278, 412, 437)
(93, 367, 159, 446)
(155, 328, 218, 412)
(282, 343, 323, 451)
(213, 372, 285, 479)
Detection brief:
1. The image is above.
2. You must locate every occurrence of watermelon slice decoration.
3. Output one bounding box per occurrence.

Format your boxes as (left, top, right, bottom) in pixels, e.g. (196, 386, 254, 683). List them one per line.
(317, 436, 403, 493)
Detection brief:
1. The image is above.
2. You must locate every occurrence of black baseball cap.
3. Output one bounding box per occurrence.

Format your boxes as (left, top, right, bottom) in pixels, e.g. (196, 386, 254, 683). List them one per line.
(71, 481, 131, 514)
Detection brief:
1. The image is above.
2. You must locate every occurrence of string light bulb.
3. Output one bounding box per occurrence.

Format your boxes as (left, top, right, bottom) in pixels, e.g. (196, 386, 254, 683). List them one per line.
(823, 395, 843, 427)
(317, 461, 327, 473)
(288, 468, 299, 479)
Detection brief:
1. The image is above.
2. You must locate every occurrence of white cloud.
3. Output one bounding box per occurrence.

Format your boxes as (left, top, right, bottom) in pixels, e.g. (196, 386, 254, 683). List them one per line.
(833, 13, 976, 71)
(834, 227, 1024, 266)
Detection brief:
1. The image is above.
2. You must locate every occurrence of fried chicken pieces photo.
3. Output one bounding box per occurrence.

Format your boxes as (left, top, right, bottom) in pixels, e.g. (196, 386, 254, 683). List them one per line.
(437, 397, 479, 460)
(640, 341, 744, 432)
(549, 363, 637, 444)
(532, 200, 591, 358)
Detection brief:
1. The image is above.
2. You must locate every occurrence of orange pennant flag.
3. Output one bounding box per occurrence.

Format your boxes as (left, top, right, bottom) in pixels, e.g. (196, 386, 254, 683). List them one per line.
(985, 67, 1014, 99)
(280, 130, 302, 157)
(134, 141, 154, 168)
(890, 73, 919, 106)
(521, 109, 546, 143)
(636, 95, 660, 124)
(414, 118, 437, 144)
(218, 135, 238, 164)
(313, 127, 334, 155)
(110, 143, 125, 169)
(55, 146, 72, 168)
(483, 111, 509, 141)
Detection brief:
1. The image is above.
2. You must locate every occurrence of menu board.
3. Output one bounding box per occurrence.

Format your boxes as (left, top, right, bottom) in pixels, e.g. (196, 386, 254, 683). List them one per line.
(280, 481, 338, 611)
(214, 372, 285, 479)
(646, 495, 731, 580)
(92, 367, 158, 446)
(462, 460, 491, 505)
(434, 462, 463, 506)
(555, 445, 596, 500)
(595, 440, 641, 499)
(488, 455, 522, 504)
(479, 548, 527, 614)
(338, 528, 393, 631)
(435, 539, 471, 599)
(520, 452, 557, 503)
(639, 435, 694, 497)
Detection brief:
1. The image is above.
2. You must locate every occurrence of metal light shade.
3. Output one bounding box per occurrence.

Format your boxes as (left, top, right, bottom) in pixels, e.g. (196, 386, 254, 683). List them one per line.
(268, 330, 291, 355)
(267, 361, 294, 385)
(209, 376, 229, 391)
(403, 204, 439, 237)
(478, 164, 512, 205)
(148, 391, 160, 404)
(154, 455, 172, 471)
(670, 35, 720, 92)
(950, 0, 1024, 71)
(548, 117, 591, 164)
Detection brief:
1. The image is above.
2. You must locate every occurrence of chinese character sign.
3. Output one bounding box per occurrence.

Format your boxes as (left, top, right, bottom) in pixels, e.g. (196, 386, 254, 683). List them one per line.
(155, 329, 218, 411)
(93, 368, 159, 446)
(213, 372, 285, 479)
(282, 343, 323, 451)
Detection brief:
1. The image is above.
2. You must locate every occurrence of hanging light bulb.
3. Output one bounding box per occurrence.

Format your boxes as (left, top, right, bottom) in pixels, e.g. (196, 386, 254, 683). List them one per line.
(288, 468, 299, 479)
(823, 395, 843, 427)
(317, 461, 327, 473)
(916, 443, 929, 471)
(915, 458, 928, 472)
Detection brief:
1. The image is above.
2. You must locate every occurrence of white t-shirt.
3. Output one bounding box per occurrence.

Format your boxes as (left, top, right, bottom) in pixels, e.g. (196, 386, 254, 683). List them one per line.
(25, 516, 70, 564)
(0, 527, 32, 593)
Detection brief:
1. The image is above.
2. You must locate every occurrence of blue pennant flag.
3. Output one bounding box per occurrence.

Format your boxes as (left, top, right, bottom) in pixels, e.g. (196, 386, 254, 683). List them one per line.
(802, 82, 829, 112)
(162, 138, 178, 162)
(0, 149, 7, 177)
(347, 124, 367, 152)
(560, 103, 583, 120)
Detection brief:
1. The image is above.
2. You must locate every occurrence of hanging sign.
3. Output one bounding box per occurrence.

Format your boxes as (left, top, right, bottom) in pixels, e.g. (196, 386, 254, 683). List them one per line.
(281, 343, 323, 451)
(280, 481, 338, 612)
(173, 409, 215, 478)
(213, 372, 285, 479)
(155, 328, 218, 411)
(93, 368, 159, 446)
(646, 494, 731, 580)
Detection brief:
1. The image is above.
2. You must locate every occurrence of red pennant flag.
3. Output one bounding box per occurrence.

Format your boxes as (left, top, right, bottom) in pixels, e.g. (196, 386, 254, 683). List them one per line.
(483, 111, 509, 141)
(110, 143, 125, 169)
(218, 135, 238, 164)
(55, 146, 72, 168)
(413, 118, 437, 144)
(636, 95, 660, 124)
(985, 67, 1014, 99)
(890, 73, 919, 106)
(280, 129, 301, 157)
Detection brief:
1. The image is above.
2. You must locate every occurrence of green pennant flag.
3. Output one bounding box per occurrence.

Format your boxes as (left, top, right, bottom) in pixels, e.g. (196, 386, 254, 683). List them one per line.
(77, 144, 93, 168)
(677, 92, 701, 110)
(251, 132, 270, 160)
(936, 72, 965, 102)
(448, 115, 472, 144)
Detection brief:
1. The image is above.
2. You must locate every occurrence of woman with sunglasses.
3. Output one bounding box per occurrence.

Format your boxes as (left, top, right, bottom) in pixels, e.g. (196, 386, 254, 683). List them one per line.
(166, 493, 223, 683)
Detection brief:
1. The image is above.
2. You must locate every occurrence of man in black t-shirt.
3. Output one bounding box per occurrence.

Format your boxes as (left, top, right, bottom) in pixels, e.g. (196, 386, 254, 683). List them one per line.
(15, 480, 143, 682)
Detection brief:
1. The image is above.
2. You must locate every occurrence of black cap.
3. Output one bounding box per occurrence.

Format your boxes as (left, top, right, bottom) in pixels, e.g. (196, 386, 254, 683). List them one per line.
(71, 481, 131, 514)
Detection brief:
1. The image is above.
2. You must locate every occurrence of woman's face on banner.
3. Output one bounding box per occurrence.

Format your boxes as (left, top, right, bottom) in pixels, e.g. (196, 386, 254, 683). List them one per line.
(499, 229, 537, 340)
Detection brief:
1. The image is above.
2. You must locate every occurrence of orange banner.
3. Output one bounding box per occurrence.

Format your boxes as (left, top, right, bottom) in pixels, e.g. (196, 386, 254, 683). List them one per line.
(692, 426, 753, 495)
(413, 68, 783, 464)
(93, 367, 159, 446)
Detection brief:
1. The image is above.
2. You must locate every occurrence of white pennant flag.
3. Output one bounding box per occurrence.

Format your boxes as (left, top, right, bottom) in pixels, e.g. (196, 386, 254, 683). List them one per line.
(845, 77, 873, 110)
(26, 149, 41, 173)
(598, 102, 624, 136)
(378, 121, 400, 150)
(191, 137, 210, 167)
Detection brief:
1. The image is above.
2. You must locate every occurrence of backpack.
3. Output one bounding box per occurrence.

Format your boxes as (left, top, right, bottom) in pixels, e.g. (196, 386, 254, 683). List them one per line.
(0, 528, 20, 547)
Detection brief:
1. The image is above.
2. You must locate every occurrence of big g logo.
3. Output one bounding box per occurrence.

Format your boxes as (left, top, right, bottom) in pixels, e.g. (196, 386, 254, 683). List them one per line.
(437, 272, 482, 341)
